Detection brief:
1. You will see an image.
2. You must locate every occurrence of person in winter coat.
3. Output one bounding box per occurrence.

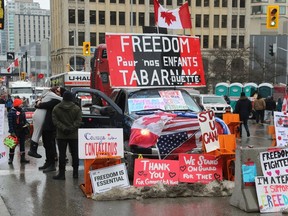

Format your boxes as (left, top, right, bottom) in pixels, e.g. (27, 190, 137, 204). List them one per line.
(264, 96, 276, 123)
(36, 87, 66, 173)
(5, 95, 13, 112)
(276, 98, 283, 112)
(234, 92, 252, 137)
(52, 91, 82, 180)
(28, 87, 64, 158)
(7, 98, 30, 164)
(253, 94, 266, 124)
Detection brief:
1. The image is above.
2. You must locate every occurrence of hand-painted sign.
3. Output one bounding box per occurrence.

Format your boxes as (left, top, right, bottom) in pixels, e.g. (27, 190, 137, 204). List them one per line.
(260, 148, 288, 177)
(178, 153, 222, 183)
(255, 175, 288, 213)
(78, 128, 123, 159)
(197, 110, 220, 152)
(105, 33, 206, 88)
(159, 90, 188, 110)
(133, 159, 179, 187)
(242, 160, 257, 186)
(90, 163, 130, 194)
(128, 98, 165, 113)
(274, 111, 288, 147)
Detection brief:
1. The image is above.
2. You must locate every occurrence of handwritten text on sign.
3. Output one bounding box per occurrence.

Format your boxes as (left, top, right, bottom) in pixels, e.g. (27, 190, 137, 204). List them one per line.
(260, 148, 288, 177)
(133, 159, 179, 187)
(78, 128, 124, 159)
(178, 153, 222, 184)
(198, 110, 219, 152)
(255, 175, 288, 213)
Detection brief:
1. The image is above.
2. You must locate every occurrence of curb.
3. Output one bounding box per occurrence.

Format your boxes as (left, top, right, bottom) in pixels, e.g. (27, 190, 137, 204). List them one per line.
(0, 196, 10, 216)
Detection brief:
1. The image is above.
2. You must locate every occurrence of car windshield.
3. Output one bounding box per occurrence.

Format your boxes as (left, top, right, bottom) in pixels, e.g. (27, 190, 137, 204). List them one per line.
(11, 88, 34, 94)
(128, 89, 201, 113)
(203, 96, 227, 104)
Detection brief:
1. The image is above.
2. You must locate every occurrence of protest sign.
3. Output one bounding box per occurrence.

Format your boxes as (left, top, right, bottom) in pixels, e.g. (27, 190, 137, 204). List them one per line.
(260, 148, 288, 177)
(274, 111, 288, 147)
(197, 110, 220, 152)
(78, 128, 123, 159)
(255, 175, 288, 213)
(178, 153, 222, 183)
(133, 159, 179, 187)
(90, 163, 130, 194)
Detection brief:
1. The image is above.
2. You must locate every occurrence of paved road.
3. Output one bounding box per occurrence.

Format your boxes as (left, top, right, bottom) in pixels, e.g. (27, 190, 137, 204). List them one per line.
(0, 121, 283, 216)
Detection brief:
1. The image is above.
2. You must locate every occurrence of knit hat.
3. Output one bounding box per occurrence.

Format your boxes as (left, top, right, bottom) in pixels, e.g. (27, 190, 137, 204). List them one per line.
(240, 92, 245, 97)
(63, 91, 74, 101)
(13, 98, 23, 107)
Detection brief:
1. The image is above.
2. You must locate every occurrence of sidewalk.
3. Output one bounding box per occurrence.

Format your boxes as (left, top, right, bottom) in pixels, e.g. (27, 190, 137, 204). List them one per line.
(0, 196, 10, 216)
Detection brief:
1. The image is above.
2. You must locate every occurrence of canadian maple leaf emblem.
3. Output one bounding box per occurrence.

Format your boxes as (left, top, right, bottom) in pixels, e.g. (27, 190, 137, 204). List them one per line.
(160, 11, 176, 26)
(142, 116, 161, 126)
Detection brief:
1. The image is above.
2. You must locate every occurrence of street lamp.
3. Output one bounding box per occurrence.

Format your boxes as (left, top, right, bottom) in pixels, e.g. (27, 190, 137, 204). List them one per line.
(71, 30, 76, 71)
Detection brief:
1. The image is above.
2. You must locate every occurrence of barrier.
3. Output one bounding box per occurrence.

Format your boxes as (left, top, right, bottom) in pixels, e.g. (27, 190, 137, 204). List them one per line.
(222, 113, 241, 138)
(229, 146, 277, 212)
(267, 125, 276, 146)
(80, 154, 121, 198)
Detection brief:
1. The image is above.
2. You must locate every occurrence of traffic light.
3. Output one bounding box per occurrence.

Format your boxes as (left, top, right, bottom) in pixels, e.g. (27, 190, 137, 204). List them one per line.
(83, 42, 91, 56)
(266, 5, 279, 29)
(269, 44, 276, 56)
(20, 72, 26, 80)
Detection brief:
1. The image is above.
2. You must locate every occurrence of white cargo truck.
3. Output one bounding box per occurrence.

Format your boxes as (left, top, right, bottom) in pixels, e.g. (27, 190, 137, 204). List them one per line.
(8, 81, 35, 107)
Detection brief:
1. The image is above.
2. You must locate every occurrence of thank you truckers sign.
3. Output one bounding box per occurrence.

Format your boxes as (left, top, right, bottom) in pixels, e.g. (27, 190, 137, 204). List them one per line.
(105, 33, 206, 88)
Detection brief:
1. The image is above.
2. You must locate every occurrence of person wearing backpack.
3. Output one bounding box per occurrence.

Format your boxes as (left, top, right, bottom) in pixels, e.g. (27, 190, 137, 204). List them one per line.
(5, 94, 13, 112)
(7, 98, 30, 164)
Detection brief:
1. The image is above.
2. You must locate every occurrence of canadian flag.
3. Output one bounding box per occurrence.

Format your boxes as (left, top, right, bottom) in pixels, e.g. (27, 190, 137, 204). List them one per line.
(7, 58, 19, 73)
(154, 0, 192, 29)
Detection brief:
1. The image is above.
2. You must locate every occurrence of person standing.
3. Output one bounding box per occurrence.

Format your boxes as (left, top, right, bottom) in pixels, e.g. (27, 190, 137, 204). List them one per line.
(5, 94, 13, 112)
(234, 92, 252, 137)
(52, 91, 82, 180)
(7, 98, 30, 164)
(276, 98, 283, 112)
(36, 87, 64, 173)
(253, 94, 266, 124)
(224, 95, 230, 104)
(264, 96, 276, 123)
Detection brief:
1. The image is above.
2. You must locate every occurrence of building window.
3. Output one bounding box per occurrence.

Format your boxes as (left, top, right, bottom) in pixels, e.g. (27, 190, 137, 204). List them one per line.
(110, 0, 116, 2)
(110, 11, 116, 25)
(239, 36, 244, 48)
(90, 33, 97, 46)
(204, 0, 209, 7)
(231, 36, 237, 48)
(167, 0, 172, 5)
(239, 15, 245, 28)
(90, 0, 96, 2)
(214, 15, 219, 28)
(99, 11, 105, 25)
(130, 12, 136, 26)
(78, 32, 85, 46)
(195, 14, 201, 27)
(99, 0, 105, 2)
(232, 0, 237, 8)
(213, 36, 219, 48)
(149, 13, 154, 26)
(69, 31, 75, 46)
(119, 0, 125, 3)
(221, 36, 227, 48)
(251, 6, 265, 15)
(139, 0, 144, 4)
(203, 35, 209, 48)
(214, 0, 219, 7)
(177, 0, 182, 6)
(204, 15, 209, 27)
(69, 9, 75, 24)
(196, 0, 201, 6)
(119, 12, 125, 25)
(90, 10, 96, 24)
(232, 15, 237, 28)
(139, 12, 145, 26)
(99, 32, 105, 44)
(78, 10, 85, 24)
(240, 0, 245, 8)
(221, 15, 227, 28)
(222, 0, 227, 7)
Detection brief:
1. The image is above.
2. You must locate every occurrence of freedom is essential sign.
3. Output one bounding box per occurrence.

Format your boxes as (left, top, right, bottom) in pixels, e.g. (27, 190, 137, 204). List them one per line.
(105, 33, 205, 88)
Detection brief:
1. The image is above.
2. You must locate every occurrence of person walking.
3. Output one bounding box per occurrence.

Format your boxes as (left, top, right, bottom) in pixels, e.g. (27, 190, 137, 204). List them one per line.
(36, 87, 65, 173)
(264, 96, 276, 123)
(28, 87, 63, 158)
(253, 94, 266, 124)
(5, 94, 13, 112)
(52, 91, 82, 180)
(234, 92, 252, 137)
(7, 98, 30, 164)
(224, 95, 230, 104)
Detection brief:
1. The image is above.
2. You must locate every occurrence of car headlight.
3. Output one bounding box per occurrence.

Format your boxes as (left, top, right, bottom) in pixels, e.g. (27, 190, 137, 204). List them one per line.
(140, 129, 150, 136)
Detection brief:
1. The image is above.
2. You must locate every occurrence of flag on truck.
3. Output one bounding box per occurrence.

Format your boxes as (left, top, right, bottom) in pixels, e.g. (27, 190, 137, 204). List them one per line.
(7, 58, 19, 73)
(154, 0, 192, 29)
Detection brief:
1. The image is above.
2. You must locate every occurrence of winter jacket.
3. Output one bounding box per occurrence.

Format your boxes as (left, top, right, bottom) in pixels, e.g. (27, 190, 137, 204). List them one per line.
(52, 101, 82, 139)
(254, 98, 266, 111)
(36, 98, 61, 131)
(265, 98, 276, 111)
(8, 107, 28, 135)
(234, 96, 252, 120)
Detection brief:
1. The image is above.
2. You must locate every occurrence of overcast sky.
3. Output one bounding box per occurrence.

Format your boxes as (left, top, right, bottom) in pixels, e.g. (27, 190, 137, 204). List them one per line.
(34, 0, 50, 10)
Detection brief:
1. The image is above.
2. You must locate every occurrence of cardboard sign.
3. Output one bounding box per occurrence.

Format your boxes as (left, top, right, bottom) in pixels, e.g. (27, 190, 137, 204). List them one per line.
(255, 175, 288, 213)
(78, 128, 124, 159)
(159, 90, 188, 110)
(178, 154, 222, 183)
(274, 111, 288, 147)
(260, 148, 288, 177)
(128, 98, 165, 113)
(105, 33, 206, 88)
(133, 159, 179, 187)
(197, 110, 220, 152)
(0, 104, 5, 135)
(242, 161, 257, 186)
(90, 163, 130, 194)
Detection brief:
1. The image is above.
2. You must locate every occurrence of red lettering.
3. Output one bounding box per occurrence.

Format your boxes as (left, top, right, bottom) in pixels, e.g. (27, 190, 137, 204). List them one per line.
(209, 121, 216, 130)
(203, 131, 218, 144)
(198, 112, 207, 122)
(207, 110, 215, 120)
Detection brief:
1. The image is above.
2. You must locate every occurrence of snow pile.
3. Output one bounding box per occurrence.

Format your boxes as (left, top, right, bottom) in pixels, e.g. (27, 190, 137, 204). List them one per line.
(92, 180, 235, 201)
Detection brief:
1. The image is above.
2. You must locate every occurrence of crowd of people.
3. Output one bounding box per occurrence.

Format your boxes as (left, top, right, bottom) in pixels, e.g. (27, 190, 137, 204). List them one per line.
(5, 86, 82, 180)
